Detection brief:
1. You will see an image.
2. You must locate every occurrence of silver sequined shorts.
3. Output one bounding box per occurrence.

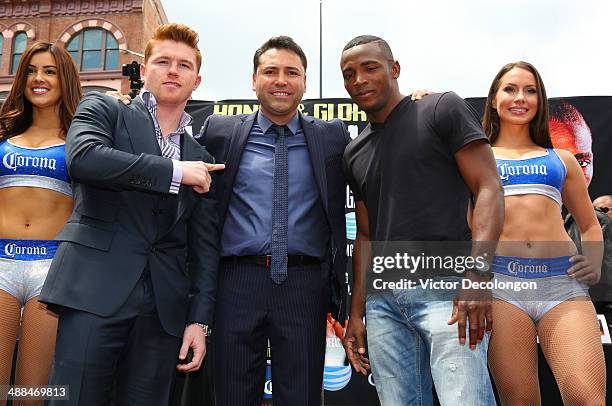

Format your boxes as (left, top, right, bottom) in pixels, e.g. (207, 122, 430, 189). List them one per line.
(492, 255, 589, 322)
(0, 239, 57, 306)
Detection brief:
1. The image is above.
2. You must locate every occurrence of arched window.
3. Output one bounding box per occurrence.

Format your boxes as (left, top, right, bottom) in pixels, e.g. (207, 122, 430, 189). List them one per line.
(67, 28, 119, 71)
(11, 32, 28, 74)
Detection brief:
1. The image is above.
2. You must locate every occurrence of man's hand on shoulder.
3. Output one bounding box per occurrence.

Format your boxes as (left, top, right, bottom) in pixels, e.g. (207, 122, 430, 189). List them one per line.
(410, 88, 433, 101)
(106, 90, 132, 105)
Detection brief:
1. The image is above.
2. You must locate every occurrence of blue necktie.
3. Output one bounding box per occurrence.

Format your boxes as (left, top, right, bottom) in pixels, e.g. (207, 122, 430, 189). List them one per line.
(270, 124, 288, 284)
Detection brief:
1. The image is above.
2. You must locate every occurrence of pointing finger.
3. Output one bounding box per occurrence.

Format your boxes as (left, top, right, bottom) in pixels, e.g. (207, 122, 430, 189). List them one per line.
(205, 163, 225, 172)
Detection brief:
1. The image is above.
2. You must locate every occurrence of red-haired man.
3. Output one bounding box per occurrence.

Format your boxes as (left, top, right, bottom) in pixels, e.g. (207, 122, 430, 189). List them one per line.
(41, 23, 223, 406)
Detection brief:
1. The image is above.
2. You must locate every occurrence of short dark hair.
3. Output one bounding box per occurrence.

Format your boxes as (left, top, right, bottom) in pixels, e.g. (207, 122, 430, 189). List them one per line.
(342, 35, 394, 60)
(253, 36, 307, 73)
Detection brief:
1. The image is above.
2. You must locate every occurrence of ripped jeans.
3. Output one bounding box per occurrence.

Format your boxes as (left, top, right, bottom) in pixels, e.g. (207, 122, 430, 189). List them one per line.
(366, 277, 495, 406)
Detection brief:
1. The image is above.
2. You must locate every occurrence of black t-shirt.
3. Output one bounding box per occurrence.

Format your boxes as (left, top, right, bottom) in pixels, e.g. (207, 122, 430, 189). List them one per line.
(343, 92, 488, 242)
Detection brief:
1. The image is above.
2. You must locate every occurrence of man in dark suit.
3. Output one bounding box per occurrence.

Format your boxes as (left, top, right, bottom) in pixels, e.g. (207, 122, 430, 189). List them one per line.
(198, 36, 349, 406)
(40, 23, 223, 406)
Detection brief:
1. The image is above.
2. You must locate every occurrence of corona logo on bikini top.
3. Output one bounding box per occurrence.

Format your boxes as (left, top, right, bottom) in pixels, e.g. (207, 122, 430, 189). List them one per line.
(2, 152, 58, 172)
(497, 162, 548, 182)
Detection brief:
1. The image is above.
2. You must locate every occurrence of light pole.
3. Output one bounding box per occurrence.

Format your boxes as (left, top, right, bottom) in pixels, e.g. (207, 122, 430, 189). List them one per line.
(319, 0, 323, 98)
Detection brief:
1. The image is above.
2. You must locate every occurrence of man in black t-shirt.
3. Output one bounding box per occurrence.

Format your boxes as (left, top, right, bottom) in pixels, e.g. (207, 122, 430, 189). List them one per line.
(340, 35, 504, 405)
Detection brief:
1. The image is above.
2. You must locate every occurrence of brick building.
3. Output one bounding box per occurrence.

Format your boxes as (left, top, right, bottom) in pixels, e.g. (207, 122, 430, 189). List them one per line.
(0, 0, 168, 98)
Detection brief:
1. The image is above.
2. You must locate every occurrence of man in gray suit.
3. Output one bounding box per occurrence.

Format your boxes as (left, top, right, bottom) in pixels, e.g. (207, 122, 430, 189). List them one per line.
(41, 23, 223, 406)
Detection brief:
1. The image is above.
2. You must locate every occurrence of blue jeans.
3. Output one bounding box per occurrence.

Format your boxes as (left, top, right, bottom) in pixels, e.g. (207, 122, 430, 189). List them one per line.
(366, 277, 495, 406)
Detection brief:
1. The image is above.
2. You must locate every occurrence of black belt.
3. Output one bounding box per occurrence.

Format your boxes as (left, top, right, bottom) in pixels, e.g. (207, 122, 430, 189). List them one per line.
(221, 255, 321, 268)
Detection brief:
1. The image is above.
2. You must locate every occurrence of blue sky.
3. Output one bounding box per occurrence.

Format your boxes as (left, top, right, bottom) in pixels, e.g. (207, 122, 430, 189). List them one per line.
(161, 0, 612, 101)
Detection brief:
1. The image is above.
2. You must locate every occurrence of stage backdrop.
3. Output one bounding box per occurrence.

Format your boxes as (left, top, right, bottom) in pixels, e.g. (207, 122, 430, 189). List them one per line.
(181, 96, 612, 406)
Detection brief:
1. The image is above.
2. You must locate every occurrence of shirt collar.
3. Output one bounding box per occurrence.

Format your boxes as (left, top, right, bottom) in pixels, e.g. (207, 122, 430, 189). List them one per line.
(257, 111, 301, 136)
(139, 89, 193, 135)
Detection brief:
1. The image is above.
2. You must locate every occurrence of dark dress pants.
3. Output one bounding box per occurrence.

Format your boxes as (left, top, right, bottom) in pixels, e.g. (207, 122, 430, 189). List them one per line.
(213, 262, 329, 406)
(46, 273, 182, 406)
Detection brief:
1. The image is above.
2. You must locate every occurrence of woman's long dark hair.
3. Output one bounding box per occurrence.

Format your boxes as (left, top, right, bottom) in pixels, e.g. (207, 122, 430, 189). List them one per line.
(0, 42, 82, 140)
(482, 61, 552, 148)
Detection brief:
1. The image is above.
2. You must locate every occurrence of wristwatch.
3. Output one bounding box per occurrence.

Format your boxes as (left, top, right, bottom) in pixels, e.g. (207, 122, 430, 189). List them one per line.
(467, 260, 494, 280)
(189, 322, 211, 337)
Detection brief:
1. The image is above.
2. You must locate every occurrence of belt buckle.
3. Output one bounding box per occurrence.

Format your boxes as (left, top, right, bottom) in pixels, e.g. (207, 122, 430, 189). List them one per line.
(265, 255, 272, 268)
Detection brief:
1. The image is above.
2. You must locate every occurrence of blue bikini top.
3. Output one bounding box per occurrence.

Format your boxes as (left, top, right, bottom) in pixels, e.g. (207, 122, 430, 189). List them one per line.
(0, 139, 71, 196)
(495, 148, 566, 206)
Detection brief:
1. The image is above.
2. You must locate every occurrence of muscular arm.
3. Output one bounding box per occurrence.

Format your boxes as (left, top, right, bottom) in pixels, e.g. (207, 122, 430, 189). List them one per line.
(455, 140, 504, 244)
(449, 139, 504, 348)
(343, 200, 371, 374)
(431, 92, 504, 240)
(350, 201, 370, 321)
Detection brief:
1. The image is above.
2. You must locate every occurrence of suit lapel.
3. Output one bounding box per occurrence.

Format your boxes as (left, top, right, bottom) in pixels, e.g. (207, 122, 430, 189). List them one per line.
(122, 98, 162, 156)
(172, 134, 200, 225)
(301, 114, 329, 214)
(219, 113, 256, 217)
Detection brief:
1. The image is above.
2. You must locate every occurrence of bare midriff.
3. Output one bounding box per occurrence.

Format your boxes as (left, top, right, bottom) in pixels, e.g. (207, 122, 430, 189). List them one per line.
(496, 194, 576, 257)
(0, 187, 73, 240)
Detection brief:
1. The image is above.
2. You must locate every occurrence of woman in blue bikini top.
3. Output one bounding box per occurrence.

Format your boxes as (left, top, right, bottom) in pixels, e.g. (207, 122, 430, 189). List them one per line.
(0, 42, 81, 392)
(482, 61, 605, 406)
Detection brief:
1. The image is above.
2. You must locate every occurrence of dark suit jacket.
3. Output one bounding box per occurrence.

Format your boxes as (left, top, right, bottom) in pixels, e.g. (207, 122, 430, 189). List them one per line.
(40, 93, 220, 337)
(197, 111, 349, 321)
